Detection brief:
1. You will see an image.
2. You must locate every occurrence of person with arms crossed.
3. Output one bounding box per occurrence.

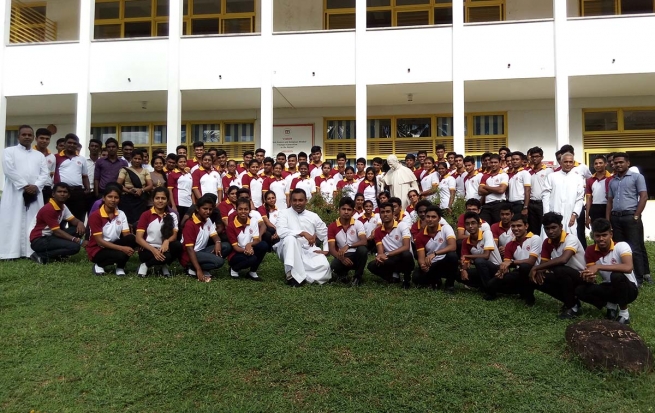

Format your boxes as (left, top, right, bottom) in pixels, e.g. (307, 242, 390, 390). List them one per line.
(328, 197, 369, 287)
(94, 138, 128, 197)
(585, 155, 611, 227)
(227, 199, 267, 281)
(527, 146, 551, 236)
(54, 133, 91, 222)
(541, 152, 585, 237)
(180, 195, 225, 282)
(413, 206, 458, 290)
(478, 154, 508, 225)
(507, 151, 531, 216)
(33, 128, 56, 203)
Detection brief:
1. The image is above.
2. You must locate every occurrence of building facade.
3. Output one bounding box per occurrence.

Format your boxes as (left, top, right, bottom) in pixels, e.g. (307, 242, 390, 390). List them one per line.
(2, 0, 655, 235)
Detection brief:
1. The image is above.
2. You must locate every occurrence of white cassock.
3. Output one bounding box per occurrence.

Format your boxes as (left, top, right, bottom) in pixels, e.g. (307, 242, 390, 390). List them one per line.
(0, 145, 49, 259)
(384, 155, 420, 210)
(274, 207, 331, 284)
(541, 169, 585, 235)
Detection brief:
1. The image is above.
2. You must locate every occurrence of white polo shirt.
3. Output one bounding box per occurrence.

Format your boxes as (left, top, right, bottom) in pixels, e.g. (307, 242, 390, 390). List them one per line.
(437, 174, 456, 209)
(491, 222, 514, 247)
(420, 170, 440, 201)
(414, 222, 456, 263)
(464, 171, 482, 201)
(585, 172, 611, 205)
(529, 164, 552, 200)
(462, 229, 503, 265)
(541, 232, 586, 271)
(264, 177, 288, 210)
(585, 241, 638, 286)
(374, 221, 411, 254)
(503, 232, 542, 263)
(479, 172, 508, 203)
(55, 153, 88, 187)
(327, 218, 366, 253)
(86, 157, 96, 190)
(136, 208, 179, 248)
(358, 213, 381, 237)
(508, 168, 531, 203)
(289, 176, 316, 200)
(228, 215, 261, 249)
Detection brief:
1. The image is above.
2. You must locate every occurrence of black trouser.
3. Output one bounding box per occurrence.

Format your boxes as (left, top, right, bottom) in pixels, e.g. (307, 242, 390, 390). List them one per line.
(487, 263, 534, 298)
(138, 240, 183, 267)
(588, 204, 606, 223)
(30, 227, 80, 262)
(367, 250, 415, 282)
(92, 234, 137, 269)
(330, 246, 368, 280)
(412, 252, 458, 287)
(261, 227, 279, 251)
(42, 186, 52, 204)
(465, 258, 500, 292)
(528, 200, 543, 236)
(366, 239, 376, 254)
(529, 265, 584, 309)
(480, 201, 503, 225)
(509, 201, 524, 215)
(576, 272, 639, 309)
(64, 186, 87, 223)
(611, 213, 647, 284)
(228, 242, 268, 272)
(576, 209, 587, 249)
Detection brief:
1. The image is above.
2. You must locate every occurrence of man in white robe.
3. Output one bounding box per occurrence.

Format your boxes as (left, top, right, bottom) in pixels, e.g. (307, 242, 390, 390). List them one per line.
(384, 155, 420, 210)
(0, 125, 50, 259)
(542, 152, 585, 236)
(274, 188, 331, 286)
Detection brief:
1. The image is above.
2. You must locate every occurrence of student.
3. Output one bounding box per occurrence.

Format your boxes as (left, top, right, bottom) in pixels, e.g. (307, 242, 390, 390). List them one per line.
(436, 162, 456, 213)
(463, 156, 481, 201)
(352, 193, 365, 219)
(288, 162, 315, 204)
(176, 145, 187, 157)
(255, 148, 266, 165)
(357, 167, 378, 209)
(135, 187, 182, 277)
(221, 160, 241, 197)
(478, 154, 509, 225)
(419, 157, 439, 202)
(355, 157, 367, 180)
(332, 152, 348, 181)
(414, 150, 428, 181)
(180, 195, 225, 282)
(413, 206, 458, 290)
(121, 141, 134, 163)
(328, 197, 369, 286)
(219, 186, 239, 224)
(33, 128, 56, 204)
(435, 144, 447, 164)
(164, 153, 178, 174)
(368, 202, 414, 289)
(389, 196, 412, 227)
(335, 166, 359, 198)
(405, 153, 417, 171)
(297, 151, 308, 164)
(241, 159, 264, 208)
(406, 189, 420, 215)
(377, 190, 390, 207)
(451, 154, 466, 198)
(409, 199, 432, 239)
(490, 203, 514, 255)
(53, 134, 91, 222)
(186, 141, 204, 171)
(86, 183, 137, 276)
(167, 154, 193, 217)
(527, 146, 552, 236)
(460, 212, 503, 298)
(315, 162, 337, 203)
(227, 199, 267, 281)
(258, 190, 280, 249)
(576, 218, 638, 324)
(308, 145, 324, 179)
(507, 151, 531, 215)
(191, 153, 222, 202)
(455, 199, 490, 240)
(528, 212, 587, 319)
(584, 155, 611, 227)
(263, 162, 288, 210)
(542, 152, 585, 238)
(29, 182, 87, 264)
(359, 199, 381, 252)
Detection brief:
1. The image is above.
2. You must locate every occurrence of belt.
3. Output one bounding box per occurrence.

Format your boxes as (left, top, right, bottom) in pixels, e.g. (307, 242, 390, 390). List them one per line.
(529, 199, 542, 204)
(69, 186, 84, 190)
(611, 210, 636, 217)
(484, 200, 503, 206)
(510, 201, 523, 204)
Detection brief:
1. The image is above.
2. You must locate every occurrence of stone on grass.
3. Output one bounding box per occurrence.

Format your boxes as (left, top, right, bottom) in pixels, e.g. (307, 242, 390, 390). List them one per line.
(565, 319, 653, 373)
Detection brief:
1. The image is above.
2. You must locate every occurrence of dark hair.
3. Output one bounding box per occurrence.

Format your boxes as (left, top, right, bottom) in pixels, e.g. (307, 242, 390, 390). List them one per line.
(527, 146, 543, 156)
(35, 128, 51, 137)
(336, 152, 346, 160)
(372, 157, 383, 165)
(389, 197, 402, 207)
(288, 153, 297, 160)
(310, 145, 321, 154)
(255, 148, 266, 154)
(298, 161, 309, 169)
(405, 153, 416, 160)
(455, 154, 464, 160)
(464, 211, 480, 222)
(354, 192, 365, 200)
(103, 182, 122, 197)
(151, 155, 166, 168)
(196, 195, 216, 209)
(613, 152, 629, 162)
(122, 140, 134, 149)
(510, 151, 525, 159)
(264, 190, 276, 209)
(176, 154, 187, 162)
(499, 146, 511, 154)
(236, 198, 251, 209)
(89, 138, 103, 147)
(426, 205, 442, 218)
(132, 148, 145, 159)
(593, 154, 607, 162)
(298, 151, 307, 159)
(363, 200, 374, 207)
(364, 167, 378, 200)
(339, 196, 355, 208)
(415, 199, 432, 211)
(417, 150, 428, 156)
(105, 137, 118, 147)
(378, 202, 393, 212)
(226, 185, 239, 195)
(236, 188, 250, 199)
(192, 141, 204, 149)
(591, 218, 612, 233)
(481, 152, 492, 159)
(150, 187, 176, 239)
(176, 144, 186, 152)
(463, 156, 475, 164)
(56, 138, 66, 146)
(273, 162, 286, 170)
(356, 157, 366, 164)
(378, 190, 390, 200)
(345, 166, 355, 174)
(243, 150, 254, 158)
(18, 124, 33, 133)
(407, 189, 419, 198)
(425, 156, 435, 165)
(499, 203, 513, 213)
(542, 212, 563, 227)
(446, 151, 456, 158)
(290, 188, 307, 199)
(510, 214, 528, 224)
(166, 153, 177, 161)
(64, 133, 79, 143)
(465, 198, 482, 209)
(263, 157, 274, 165)
(555, 150, 562, 158)
(276, 152, 286, 158)
(436, 162, 448, 170)
(436, 144, 446, 151)
(52, 182, 70, 192)
(153, 148, 165, 157)
(248, 159, 259, 167)
(488, 154, 501, 161)
(322, 161, 333, 169)
(560, 144, 575, 155)
(202, 152, 213, 161)
(217, 149, 227, 157)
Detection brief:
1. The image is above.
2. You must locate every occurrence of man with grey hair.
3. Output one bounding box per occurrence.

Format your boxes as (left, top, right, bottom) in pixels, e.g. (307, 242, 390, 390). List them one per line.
(542, 152, 585, 236)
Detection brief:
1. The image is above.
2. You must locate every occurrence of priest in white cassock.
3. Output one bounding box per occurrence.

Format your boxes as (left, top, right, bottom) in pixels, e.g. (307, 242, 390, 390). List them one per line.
(384, 155, 420, 210)
(0, 125, 50, 259)
(541, 152, 585, 235)
(274, 188, 331, 287)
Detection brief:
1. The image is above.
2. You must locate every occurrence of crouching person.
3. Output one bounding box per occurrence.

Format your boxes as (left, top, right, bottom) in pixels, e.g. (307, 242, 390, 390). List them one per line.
(576, 218, 639, 324)
(227, 198, 268, 281)
(328, 197, 369, 287)
(29, 182, 87, 264)
(413, 206, 458, 291)
(180, 195, 225, 282)
(460, 212, 503, 298)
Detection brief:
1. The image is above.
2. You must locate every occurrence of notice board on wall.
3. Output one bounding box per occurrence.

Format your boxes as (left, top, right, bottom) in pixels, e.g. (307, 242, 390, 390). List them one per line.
(273, 124, 314, 156)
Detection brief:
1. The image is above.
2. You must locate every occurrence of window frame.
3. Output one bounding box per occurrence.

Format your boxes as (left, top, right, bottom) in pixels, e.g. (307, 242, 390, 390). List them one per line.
(579, 0, 655, 16)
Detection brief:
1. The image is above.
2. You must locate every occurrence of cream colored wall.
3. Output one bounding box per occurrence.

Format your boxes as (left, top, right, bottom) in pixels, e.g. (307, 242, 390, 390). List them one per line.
(273, 0, 323, 32)
(506, 0, 553, 20)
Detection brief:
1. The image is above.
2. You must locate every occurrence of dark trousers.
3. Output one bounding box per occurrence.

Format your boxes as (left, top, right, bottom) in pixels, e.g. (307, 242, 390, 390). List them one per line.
(487, 263, 534, 297)
(611, 214, 647, 284)
(92, 234, 137, 268)
(138, 240, 183, 266)
(576, 209, 587, 249)
(194, 244, 225, 271)
(530, 265, 584, 309)
(576, 272, 639, 309)
(261, 227, 279, 250)
(588, 204, 606, 223)
(367, 250, 415, 282)
(42, 186, 52, 204)
(466, 258, 500, 292)
(528, 200, 543, 236)
(330, 246, 368, 280)
(30, 227, 80, 262)
(64, 186, 87, 223)
(480, 201, 503, 225)
(412, 252, 458, 287)
(228, 242, 268, 272)
(509, 201, 524, 215)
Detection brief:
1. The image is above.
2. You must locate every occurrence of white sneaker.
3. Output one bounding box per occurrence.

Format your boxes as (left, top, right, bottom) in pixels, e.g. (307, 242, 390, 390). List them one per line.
(203, 271, 212, 279)
(230, 268, 240, 278)
(115, 268, 126, 276)
(392, 272, 400, 279)
(138, 263, 148, 277)
(188, 268, 197, 276)
(248, 272, 262, 281)
(161, 265, 170, 277)
(93, 264, 105, 275)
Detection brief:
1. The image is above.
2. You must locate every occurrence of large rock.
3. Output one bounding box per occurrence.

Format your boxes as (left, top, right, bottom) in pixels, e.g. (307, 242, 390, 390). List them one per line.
(565, 319, 653, 373)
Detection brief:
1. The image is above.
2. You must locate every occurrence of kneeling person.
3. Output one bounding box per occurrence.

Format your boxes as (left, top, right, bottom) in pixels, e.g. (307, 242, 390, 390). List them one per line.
(181, 195, 225, 282)
(460, 212, 503, 297)
(413, 206, 458, 290)
(227, 199, 268, 281)
(328, 197, 369, 286)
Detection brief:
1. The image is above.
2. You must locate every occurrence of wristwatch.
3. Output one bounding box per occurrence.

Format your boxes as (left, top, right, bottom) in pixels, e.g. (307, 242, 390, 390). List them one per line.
(634, 215, 640, 220)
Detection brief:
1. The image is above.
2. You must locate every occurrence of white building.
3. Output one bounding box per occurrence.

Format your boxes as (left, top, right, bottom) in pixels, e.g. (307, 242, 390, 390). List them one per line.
(1, 0, 655, 235)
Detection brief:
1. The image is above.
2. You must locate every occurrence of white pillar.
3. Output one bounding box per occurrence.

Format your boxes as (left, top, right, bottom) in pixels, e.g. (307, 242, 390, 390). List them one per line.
(259, 0, 273, 154)
(553, 0, 569, 150)
(76, 93, 92, 157)
(167, 0, 183, 154)
(0, 0, 12, 190)
(75, 0, 94, 157)
(452, 0, 465, 155)
(355, 0, 367, 160)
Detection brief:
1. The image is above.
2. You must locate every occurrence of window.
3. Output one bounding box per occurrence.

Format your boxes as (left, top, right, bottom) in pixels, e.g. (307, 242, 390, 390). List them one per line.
(10, 2, 56, 44)
(5, 128, 19, 147)
(580, 0, 654, 16)
(184, 0, 255, 35)
(324, 0, 505, 29)
(584, 110, 619, 132)
(186, 121, 256, 158)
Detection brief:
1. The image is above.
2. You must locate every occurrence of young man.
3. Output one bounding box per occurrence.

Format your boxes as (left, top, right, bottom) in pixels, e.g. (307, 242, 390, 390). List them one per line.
(298, 151, 308, 164)
(359, 199, 382, 251)
(54, 134, 91, 222)
(404, 154, 416, 171)
(507, 151, 531, 216)
(409, 199, 433, 239)
(451, 154, 466, 198)
(328, 197, 369, 286)
(238, 150, 254, 174)
(446, 151, 456, 170)
(176, 145, 187, 157)
(527, 146, 552, 236)
(413, 206, 458, 290)
(332, 152, 348, 181)
(585, 155, 612, 227)
(542, 152, 585, 237)
(86, 138, 102, 213)
(372, 157, 386, 193)
(56, 138, 66, 153)
(94, 138, 128, 197)
(255, 148, 266, 165)
(478, 154, 508, 224)
(463, 156, 481, 201)
(478, 152, 492, 173)
(390, 196, 412, 227)
(577, 218, 638, 324)
(214, 149, 228, 176)
(308, 145, 324, 179)
(32, 128, 56, 204)
(275, 152, 287, 168)
(288, 162, 315, 204)
(435, 144, 447, 164)
(187, 141, 205, 172)
(460, 212, 503, 298)
(29, 182, 87, 264)
(490, 203, 514, 256)
(121, 140, 134, 163)
(367, 202, 415, 289)
(356, 157, 367, 180)
(455, 199, 490, 241)
(287, 153, 299, 176)
(528, 212, 587, 319)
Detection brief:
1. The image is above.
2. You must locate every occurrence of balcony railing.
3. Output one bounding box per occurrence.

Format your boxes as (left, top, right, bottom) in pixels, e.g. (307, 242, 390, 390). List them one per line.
(10, 0, 57, 44)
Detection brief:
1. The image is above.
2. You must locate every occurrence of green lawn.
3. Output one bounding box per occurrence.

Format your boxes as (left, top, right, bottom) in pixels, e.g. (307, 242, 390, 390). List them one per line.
(1, 244, 655, 412)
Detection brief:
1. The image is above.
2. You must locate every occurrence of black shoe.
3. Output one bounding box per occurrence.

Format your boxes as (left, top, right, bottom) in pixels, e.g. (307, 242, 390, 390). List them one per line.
(390, 277, 400, 284)
(30, 252, 45, 265)
(483, 293, 497, 301)
(351, 278, 362, 287)
(521, 293, 536, 307)
(288, 278, 302, 288)
(605, 308, 618, 320)
(402, 280, 411, 290)
(616, 315, 631, 325)
(444, 286, 455, 295)
(558, 307, 581, 320)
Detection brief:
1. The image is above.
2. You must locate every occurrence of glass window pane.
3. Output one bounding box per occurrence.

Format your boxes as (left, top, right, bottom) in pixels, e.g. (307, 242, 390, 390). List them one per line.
(94, 24, 122, 39)
(90, 126, 118, 143)
(367, 10, 392, 27)
(191, 18, 219, 34)
(367, 0, 390, 6)
(582, 0, 615, 16)
(327, 0, 356, 8)
(397, 118, 431, 138)
(226, 0, 255, 13)
(434, 6, 453, 24)
(153, 125, 168, 144)
(5, 130, 19, 147)
(396, 0, 429, 5)
(191, 124, 221, 143)
(621, 0, 654, 14)
(326, 120, 356, 140)
(124, 0, 152, 18)
(181, 124, 187, 144)
(367, 119, 391, 139)
(157, 0, 169, 16)
(157, 22, 169, 36)
(436, 117, 453, 137)
(623, 110, 655, 130)
(193, 0, 221, 14)
(473, 115, 504, 135)
(396, 10, 430, 26)
(124, 21, 152, 37)
(468, 5, 502, 22)
(95, 1, 120, 19)
(224, 123, 254, 143)
(584, 111, 618, 131)
(328, 13, 356, 29)
(121, 125, 150, 145)
(184, 0, 189, 15)
(223, 18, 252, 33)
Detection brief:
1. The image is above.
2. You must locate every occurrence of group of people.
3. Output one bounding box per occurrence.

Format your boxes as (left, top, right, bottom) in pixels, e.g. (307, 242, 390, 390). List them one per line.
(1, 125, 648, 324)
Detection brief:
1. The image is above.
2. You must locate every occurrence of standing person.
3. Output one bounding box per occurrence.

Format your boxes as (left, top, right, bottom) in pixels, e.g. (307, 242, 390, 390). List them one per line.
(404, 154, 417, 171)
(135, 187, 182, 277)
(149, 156, 168, 191)
(219, 186, 239, 225)
(0, 125, 49, 260)
(315, 162, 337, 204)
(237, 150, 254, 174)
(451, 154, 466, 198)
(274, 189, 331, 287)
(180, 195, 225, 282)
(435, 144, 447, 164)
(463, 156, 481, 201)
(258, 190, 281, 249)
(478, 154, 508, 225)
(585, 155, 611, 227)
(384, 155, 420, 210)
(335, 166, 359, 198)
(414, 150, 428, 181)
(542, 152, 585, 237)
(327, 197, 369, 286)
(437, 162, 456, 214)
(192, 153, 223, 202)
(288, 162, 315, 204)
(356, 157, 367, 180)
(413, 206, 458, 290)
(214, 149, 227, 176)
(221, 160, 241, 196)
(255, 148, 266, 165)
(263, 162, 288, 210)
(447, 151, 457, 171)
(227, 199, 267, 281)
(167, 155, 193, 217)
(507, 151, 531, 216)
(33, 128, 56, 203)
(29, 182, 87, 264)
(56, 138, 66, 153)
(286, 153, 299, 176)
(117, 149, 153, 229)
(176, 145, 187, 157)
(606, 152, 649, 286)
(240, 160, 263, 208)
(120, 141, 134, 163)
(419, 157, 439, 202)
(308, 145, 324, 179)
(527, 146, 551, 236)
(86, 183, 137, 276)
(560, 144, 592, 247)
(332, 152, 348, 181)
(187, 141, 205, 172)
(94, 138, 128, 197)
(141, 151, 154, 173)
(357, 167, 378, 209)
(54, 133, 90, 222)
(164, 153, 178, 174)
(86, 138, 102, 214)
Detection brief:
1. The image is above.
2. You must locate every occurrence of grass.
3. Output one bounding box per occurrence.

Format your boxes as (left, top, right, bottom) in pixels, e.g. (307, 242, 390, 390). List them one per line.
(1, 244, 655, 412)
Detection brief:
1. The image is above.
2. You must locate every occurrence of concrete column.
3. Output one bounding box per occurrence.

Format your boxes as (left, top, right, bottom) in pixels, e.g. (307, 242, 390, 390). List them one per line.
(259, 0, 273, 153)
(355, 0, 367, 160)
(76, 93, 92, 157)
(75, 0, 94, 157)
(452, 0, 465, 155)
(166, 0, 183, 154)
(0, 0, 12, 189)
(553, 0, 569, 150)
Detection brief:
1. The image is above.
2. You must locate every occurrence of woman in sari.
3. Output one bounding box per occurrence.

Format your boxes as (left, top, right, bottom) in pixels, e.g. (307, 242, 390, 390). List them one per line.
(117, 149, 153, 229)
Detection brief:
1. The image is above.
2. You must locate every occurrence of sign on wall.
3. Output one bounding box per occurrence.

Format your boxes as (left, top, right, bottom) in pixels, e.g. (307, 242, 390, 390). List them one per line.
(273, 124, 314, 156)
